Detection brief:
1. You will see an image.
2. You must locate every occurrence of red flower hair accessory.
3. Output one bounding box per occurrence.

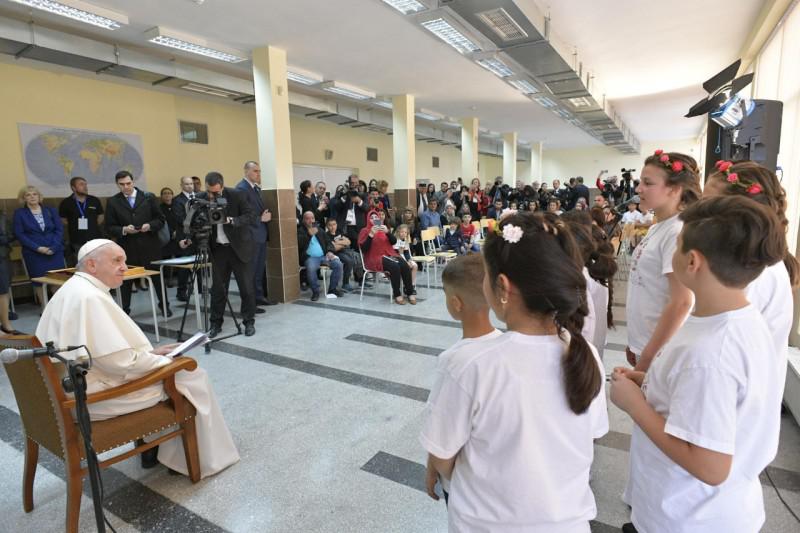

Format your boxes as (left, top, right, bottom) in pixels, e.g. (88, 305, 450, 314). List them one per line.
(652, 150, 684, 174)
(714, 161, 762, 196)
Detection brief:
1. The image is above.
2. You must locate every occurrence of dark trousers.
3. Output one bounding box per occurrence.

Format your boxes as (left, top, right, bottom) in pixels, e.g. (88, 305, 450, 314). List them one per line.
(382, 256, 413, 298)
(210, 244, 256, 326)
(337, 248, 357, 285)
(121, 263, 165, 312)
(251, 240, 267, 299)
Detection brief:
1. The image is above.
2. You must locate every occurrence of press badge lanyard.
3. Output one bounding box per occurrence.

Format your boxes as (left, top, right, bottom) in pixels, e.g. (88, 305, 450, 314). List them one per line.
(75, 196, 88, 231)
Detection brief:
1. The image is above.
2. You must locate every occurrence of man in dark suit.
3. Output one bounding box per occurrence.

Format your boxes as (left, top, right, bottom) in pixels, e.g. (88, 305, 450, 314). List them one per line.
(105, 170, 170, 316)
(235, 161, 275, 308)
(171, 176, 198, 301)
(574, 176, 591, 205)
(198, 172, 257, 337)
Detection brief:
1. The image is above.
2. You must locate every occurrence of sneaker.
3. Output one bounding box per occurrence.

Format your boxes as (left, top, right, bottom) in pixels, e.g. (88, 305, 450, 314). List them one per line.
(328, 289, 344, 298)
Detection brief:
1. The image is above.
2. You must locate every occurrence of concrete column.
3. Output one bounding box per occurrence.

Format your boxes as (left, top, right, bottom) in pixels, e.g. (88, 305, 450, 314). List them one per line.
(252, 46, 299, 303)
(461, 117, 479, 184)
(530, 141, 543, 184)
(392, 94, 416, 211)
(502, 132, 517, 184)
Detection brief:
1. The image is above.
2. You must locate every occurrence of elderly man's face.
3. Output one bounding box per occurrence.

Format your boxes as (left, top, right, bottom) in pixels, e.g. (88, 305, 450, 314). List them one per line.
(315, 182, 326, 196)
(86, 243, 127, 289)
(303, 212, 315, 228)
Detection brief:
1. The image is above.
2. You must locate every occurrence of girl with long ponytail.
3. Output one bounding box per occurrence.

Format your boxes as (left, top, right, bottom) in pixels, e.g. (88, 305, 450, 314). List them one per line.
(420, 211, 607, 532)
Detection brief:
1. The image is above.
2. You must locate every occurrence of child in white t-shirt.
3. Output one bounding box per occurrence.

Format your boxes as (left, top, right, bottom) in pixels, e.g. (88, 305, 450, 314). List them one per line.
(421, 212, 608, 533)
(611, 196, 787, 533)
(626, 150, 699, 371)
(424, 254, 502, 504)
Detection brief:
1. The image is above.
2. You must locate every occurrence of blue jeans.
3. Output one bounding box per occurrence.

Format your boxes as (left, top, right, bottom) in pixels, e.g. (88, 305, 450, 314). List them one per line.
(305, 255, 343, 293)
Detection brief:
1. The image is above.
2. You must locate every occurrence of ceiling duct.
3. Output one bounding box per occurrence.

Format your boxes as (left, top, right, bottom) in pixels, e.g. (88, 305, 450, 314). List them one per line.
(419, 0, 640, 153)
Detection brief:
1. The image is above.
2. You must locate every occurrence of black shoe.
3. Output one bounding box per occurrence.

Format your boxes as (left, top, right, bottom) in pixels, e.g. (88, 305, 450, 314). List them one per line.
(137, 439, 159, 469)
(622, 524, 638, 533)
(327, 289, 344, 297)
(254, 307, 266, 314)
(176, 291, 189, 302)
(311, 292, 320, 302)
(245, 324, 256, 336)
(160, 306, 173, 318)
(208, 325, 222, 339)
(256, 298, 278, 306)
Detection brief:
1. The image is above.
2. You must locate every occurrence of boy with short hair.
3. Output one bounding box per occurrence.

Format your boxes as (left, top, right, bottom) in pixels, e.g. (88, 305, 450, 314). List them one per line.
(611, 196, 787, 533)
(424, 254, 502, 504)
(441, 216, 465, 255)
(459, 213, 480, 252)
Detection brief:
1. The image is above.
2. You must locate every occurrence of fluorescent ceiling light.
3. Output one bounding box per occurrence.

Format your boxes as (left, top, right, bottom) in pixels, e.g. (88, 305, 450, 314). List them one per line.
(475, 57, 514, 78)
(533, 95, 557, 109)
(553, 109, 573, 119)
(566, 96, 593, 108)
(286, 67, 323, 85)
(421, 18, 481, 54)
(145, 27, 247, 63)
(181, 82, 242, 98)
(507, 78, 539, 95)
(9, 0, 128, 29)
(371, 99, 393, 109)
(381, 0, 427, 15)
(415, 108, 444, 121)
(320, 81, 375, 100)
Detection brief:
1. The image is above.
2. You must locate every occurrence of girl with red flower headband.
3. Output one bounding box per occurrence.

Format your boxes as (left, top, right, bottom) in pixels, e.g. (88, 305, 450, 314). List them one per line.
(624, 151, 701, 375)
(704, 160, 799, 408)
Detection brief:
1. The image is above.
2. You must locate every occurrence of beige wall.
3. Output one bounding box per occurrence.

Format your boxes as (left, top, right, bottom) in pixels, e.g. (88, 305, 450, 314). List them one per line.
(0, 60, 511, 197)
(541, 138, 703, 185)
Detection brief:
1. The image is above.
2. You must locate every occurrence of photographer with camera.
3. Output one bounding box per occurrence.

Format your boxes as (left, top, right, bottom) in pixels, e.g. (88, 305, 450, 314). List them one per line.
(620, 168, 637, 202)
(330, 174, 368, 248)
(105, 170, 170, 317)
(596, 170, 624, 206)
(186, 172, 258, 338)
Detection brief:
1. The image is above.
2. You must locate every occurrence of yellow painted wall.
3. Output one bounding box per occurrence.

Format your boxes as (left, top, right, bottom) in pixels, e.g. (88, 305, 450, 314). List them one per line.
(0, 60, 508, 197)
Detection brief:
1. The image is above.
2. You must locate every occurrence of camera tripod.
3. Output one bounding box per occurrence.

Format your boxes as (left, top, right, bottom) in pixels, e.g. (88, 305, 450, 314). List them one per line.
(175, 230, 241, 352)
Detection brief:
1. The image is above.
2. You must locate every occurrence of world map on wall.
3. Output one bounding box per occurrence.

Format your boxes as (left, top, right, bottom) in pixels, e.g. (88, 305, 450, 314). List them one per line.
(19, 124, 146, 197)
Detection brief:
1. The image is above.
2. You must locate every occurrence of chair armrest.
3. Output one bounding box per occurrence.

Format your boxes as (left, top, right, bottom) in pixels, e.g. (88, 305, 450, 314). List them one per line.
(62, 357, 198, 408)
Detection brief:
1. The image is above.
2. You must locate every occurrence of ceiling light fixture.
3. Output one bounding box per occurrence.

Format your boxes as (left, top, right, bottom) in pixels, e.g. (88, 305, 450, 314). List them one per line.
(9, 0, 128, 29)
(371, 99, 393, 109)
(286, 67, 323, 85)
(420, 18, 481, 54)
(475, 57, 514, 78)
(320, 81, 376, 100)
(181, 82, 242, 98)
(380, 0, 427, 15)
(145, 27, 247, 63)
(533, 95, 557, 109)
(415, 108, 444, 121)
(566, 96, 593, 108)
(507, 78, 539, 95)
(476, 8, 528, 42)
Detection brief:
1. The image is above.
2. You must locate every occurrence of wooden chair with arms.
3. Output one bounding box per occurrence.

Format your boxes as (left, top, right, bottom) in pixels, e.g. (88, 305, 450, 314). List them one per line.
(0, 335, 201, 533)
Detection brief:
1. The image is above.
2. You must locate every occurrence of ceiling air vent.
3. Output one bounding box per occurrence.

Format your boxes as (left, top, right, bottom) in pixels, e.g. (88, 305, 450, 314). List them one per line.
(476, 8, 528, 42)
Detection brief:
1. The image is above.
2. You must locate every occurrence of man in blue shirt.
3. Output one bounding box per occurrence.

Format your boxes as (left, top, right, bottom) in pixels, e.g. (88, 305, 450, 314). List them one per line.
(297, 211, 343, 301)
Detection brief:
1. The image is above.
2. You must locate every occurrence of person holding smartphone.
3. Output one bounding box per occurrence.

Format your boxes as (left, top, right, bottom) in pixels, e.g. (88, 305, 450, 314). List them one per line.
(358, 209, 415, 304)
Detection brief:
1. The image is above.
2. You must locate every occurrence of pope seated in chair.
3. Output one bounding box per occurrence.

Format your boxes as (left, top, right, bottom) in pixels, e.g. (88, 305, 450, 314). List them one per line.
(35, 239, 239, 478)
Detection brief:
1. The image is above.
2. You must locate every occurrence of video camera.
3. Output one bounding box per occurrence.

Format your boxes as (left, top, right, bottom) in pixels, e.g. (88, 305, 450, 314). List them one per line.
(621, 168, 636, 179)
(183, 196, 229, 244)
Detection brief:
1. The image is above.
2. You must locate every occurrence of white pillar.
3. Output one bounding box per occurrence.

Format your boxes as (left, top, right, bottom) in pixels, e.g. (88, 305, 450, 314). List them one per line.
(392, 94, 416, 190)
(530, 141, 543, 184)
(461, 117, 479, 183)
(502, 132, 517, 184)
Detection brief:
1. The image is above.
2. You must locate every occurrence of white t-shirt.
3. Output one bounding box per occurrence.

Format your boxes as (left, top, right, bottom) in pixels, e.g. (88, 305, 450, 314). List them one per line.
(587, 276, 609, 359)
(582, 268, 597, 345)
(746, 262, 792, 426)
(428, 328, 504, 494)
(420, 331, 608, 533)
(626, 305, 779, 533)
(626, 214, 686, 354)
(622, 210, 643, 225)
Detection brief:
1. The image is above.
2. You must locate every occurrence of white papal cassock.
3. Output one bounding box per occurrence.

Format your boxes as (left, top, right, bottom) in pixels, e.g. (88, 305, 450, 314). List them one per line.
(35, 271, 240, 478)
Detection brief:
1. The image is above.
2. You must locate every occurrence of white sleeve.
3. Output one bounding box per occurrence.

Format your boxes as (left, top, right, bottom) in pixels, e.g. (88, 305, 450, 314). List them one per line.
(91, 348, 171, 382)
(660, 226, 679, 275)
(664, 367, 738, 454)
(419, 371, 474, 460)
(589, 348, 609, 438)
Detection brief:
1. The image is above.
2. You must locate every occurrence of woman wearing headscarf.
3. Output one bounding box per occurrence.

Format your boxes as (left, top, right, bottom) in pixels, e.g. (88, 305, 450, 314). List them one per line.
(358, 209, 415, 304)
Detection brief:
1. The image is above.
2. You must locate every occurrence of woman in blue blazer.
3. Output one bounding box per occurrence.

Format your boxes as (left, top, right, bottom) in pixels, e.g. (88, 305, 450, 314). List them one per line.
(13, 186, 65, 284)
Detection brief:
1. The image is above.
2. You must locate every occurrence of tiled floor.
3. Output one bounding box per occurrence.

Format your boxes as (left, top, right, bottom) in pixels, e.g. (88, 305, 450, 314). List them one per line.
(1, 275, 799, 532)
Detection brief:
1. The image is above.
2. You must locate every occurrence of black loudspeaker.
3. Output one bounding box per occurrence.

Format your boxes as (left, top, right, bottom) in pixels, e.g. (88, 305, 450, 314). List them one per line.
(704, 99, 783, 177)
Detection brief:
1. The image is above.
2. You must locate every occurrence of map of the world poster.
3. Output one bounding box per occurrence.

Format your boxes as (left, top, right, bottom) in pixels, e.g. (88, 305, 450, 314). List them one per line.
(19, 123, 146, 197)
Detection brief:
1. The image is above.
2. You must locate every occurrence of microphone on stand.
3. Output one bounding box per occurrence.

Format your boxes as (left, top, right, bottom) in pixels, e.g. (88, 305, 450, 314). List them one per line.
(0, 346, 83, 364)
